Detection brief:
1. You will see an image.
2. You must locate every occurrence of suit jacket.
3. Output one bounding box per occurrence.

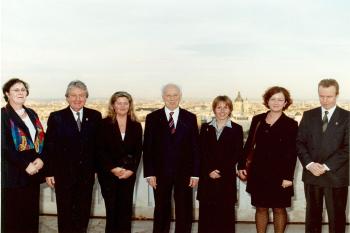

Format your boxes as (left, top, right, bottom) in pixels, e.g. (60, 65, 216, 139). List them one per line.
(297, 106, 349, 187)
(97, 116, 143, 183)
(44, 106, 102, 187)
(1, 104, 44, 188)
(143, 107, 200, 178)
(197, 121, 243, 203)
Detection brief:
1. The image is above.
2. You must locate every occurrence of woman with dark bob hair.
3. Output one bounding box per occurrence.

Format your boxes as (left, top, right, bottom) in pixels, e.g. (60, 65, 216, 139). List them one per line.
(1, 78, 45, 233)
(197, 95, 243, 233)
(238, 86, 298, 233)
(96, 91, 142, 233)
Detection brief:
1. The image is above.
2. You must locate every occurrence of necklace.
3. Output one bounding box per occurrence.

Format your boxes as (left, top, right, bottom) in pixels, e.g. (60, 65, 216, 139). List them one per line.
(15, 108, 27, 118)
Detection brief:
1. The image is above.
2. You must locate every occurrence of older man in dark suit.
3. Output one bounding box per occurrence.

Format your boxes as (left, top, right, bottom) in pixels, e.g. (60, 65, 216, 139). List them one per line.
(297, 79, 349, 233)
(143, 83, 200, 233)
(44, 80, 102, 233)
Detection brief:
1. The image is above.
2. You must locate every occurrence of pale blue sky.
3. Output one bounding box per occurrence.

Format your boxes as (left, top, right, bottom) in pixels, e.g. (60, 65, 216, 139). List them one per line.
(2, 0, 350, 100)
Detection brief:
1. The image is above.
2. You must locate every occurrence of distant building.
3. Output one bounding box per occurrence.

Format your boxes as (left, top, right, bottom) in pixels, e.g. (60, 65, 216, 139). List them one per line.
(232, 91, 249, 120)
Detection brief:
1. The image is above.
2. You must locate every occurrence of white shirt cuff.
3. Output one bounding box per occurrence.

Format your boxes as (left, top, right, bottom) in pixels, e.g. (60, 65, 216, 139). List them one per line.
(323, 164, 330, 171)
(306, 162, 314, 170)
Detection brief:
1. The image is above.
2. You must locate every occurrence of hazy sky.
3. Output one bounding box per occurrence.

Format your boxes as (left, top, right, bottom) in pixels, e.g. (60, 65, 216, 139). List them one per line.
(2, 0, 350, 100)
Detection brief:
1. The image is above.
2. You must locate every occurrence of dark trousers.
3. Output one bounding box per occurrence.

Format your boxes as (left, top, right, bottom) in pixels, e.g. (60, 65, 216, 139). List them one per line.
(304, 184, 348, 233)
(2, 185, 40, 233)
(100, 176, 136, 233)
(55, 181, 94, 233)
(153, 176, 193, 233)
(198, 201, 235, 233)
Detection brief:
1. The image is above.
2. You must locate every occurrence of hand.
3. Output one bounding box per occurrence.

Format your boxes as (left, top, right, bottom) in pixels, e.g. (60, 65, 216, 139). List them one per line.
(209, 170, 221, 179)
(46, 176, 55, 188)
(237, 169, 247, 181)
(307, 163, 326, 176)
(25, 162, 38, 175)
(119, 170, 134, 179)
(33, 158, 44, 170)
(111, 167, 126, 177)
(189, 178, 199, 188)
(147, 176, 157, 189)
(281, 180, 293, 188)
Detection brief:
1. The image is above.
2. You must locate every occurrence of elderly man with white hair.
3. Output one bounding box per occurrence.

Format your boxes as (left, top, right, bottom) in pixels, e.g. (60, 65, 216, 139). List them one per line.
(143, 83, 200, 233)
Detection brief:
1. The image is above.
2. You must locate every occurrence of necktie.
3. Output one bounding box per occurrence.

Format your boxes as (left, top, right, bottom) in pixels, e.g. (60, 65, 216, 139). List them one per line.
(76, 112, 82, 132)
(322, 110, 328, 133)
(168, 112, 176, 134)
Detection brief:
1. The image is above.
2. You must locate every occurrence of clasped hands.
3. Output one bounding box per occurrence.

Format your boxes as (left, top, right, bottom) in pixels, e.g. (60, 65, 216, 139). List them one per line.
(111, 167, 134, 179)
(25, 158, 44, 175)
(307, 162, 327, 176)
(146, 176, 199, 190)
(209, 170, 221, 179)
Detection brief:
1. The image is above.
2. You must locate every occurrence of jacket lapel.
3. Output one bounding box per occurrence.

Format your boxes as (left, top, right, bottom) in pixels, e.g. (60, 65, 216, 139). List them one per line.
(172, 109, 187, 143)
(63, 107, 80, 135)
(159, 108, 171, 134)
(114, 117, 128, 143)
(312, 107, 323, 143)
(6, 104, 33, 143)
(323, 106, 340, 135)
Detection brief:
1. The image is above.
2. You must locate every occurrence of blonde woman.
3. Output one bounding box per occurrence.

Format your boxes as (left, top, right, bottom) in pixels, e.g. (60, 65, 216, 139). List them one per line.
(97, 91, 142, 233)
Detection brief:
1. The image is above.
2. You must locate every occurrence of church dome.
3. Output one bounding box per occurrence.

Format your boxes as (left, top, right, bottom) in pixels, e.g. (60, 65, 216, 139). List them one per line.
(234, 91, 243, 102)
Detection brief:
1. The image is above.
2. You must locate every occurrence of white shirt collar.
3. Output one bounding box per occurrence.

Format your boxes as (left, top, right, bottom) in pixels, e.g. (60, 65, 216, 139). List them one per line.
(321, 105, 336, 120)
(164, 106, 180, 127)
(209, 118, 232, 129)
(70, 107, 83, 120)
(164, 106, 179, 116)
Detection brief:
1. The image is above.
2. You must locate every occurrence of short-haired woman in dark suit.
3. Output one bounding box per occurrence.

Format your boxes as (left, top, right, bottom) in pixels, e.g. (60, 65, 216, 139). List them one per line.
(238, 86, 298, 233)
(1, 78, 45, 233)
(197, 95, 243, 233)
(97, 91, 142, 233)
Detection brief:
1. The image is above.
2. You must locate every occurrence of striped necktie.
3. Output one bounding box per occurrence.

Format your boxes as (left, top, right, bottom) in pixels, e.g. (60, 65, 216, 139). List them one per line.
(168, 112, 176, 134)
(322, 110, 328, 133)
(76, 112, 82, 132)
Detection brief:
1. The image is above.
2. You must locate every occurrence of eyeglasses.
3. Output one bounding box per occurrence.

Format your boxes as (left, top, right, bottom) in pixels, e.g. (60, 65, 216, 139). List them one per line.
(68, 94, 87, 99)
(10, 88, 27, 93)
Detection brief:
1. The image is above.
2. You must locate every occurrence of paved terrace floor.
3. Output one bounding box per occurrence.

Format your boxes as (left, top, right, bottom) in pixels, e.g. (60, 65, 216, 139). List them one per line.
(40, 216, 349, 233)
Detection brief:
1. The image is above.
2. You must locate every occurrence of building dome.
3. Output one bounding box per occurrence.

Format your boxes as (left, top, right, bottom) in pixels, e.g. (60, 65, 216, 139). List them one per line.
(234, 91, 244, 102)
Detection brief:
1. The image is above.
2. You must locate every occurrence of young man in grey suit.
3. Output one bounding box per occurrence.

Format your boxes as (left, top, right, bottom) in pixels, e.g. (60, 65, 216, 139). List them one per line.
(143, 83, 200, 233)
(297, 79, 349, 233)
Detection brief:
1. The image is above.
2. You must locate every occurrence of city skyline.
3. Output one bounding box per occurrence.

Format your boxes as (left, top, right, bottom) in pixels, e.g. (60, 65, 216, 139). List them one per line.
(2, 1, 350, 100)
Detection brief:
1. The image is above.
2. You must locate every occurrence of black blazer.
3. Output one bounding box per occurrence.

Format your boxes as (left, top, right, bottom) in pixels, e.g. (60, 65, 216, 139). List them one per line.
(97, 117, 143, 180)
(297, 106, 349, 187)
(143, 108, 200, 178)
(1, 104, 44, 188)
(238, 112, 298, 195)
(197, 121, 243, 203)
(44, 106, 102, 187)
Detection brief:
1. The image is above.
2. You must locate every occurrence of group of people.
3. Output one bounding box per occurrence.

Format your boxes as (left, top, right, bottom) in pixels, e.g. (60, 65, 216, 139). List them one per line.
(1, 78, 348, 233)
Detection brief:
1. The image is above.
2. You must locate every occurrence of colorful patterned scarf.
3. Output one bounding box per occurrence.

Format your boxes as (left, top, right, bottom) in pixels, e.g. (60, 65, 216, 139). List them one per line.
(10, 115, 45, 154)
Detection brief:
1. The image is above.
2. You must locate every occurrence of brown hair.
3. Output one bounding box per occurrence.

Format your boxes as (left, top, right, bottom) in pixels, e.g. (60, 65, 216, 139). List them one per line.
(318, 79, 339, 95)
(212, 95, 233, 117)
(262, 86, 292, 111)
(107, 91, 139, 122)
(2, 78, 29, 102)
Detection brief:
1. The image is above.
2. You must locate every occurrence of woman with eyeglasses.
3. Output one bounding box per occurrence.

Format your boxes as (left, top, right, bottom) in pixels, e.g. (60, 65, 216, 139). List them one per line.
(238, 86, 298, 233)
(1, 78, 45, 233)
(96, 91, 142, 233)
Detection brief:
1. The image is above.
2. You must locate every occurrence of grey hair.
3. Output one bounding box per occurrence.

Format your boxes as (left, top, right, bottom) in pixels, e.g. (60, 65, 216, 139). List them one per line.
(161, 83, 182, 96)
(65, 80, 89, 98)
